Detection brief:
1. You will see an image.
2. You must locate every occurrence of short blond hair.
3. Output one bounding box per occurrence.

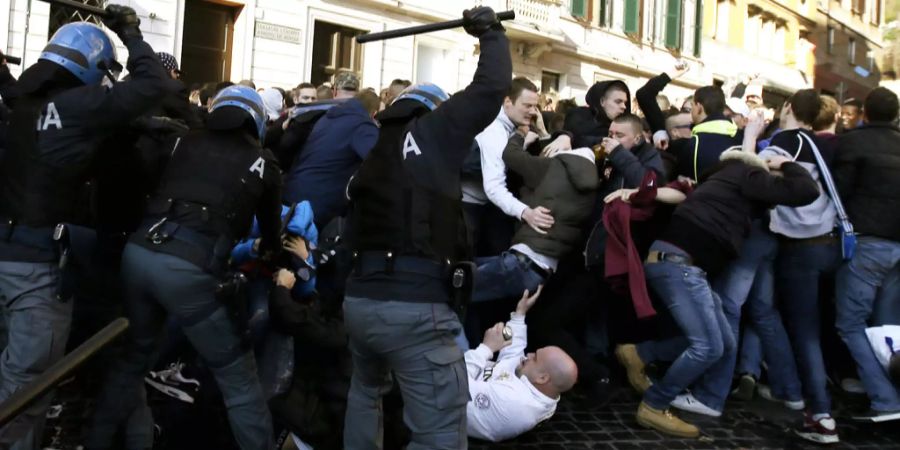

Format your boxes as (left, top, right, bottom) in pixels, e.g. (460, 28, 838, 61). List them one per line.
(813, 95, 839, 131)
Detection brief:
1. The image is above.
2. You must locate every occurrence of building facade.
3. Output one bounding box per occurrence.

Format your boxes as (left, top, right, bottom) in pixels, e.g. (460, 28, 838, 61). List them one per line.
(5, 0, 882, 106)
(812, 0, 884, 101)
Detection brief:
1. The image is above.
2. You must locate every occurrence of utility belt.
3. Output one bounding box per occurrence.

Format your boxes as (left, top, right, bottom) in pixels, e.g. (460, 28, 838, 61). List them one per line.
(135, 217, 233, 277)
(0, 219, 56, 251)
(509, 249, 552, 280)
(351, 251, 475, 317)
(779, 232, 838, 247)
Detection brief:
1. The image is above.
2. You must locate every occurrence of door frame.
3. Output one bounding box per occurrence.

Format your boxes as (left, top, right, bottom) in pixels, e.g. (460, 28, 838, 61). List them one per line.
(175, 0, 255, 82)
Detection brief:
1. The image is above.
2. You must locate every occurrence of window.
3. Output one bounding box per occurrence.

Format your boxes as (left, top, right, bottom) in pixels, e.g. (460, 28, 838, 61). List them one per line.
(597, 0, 615, 27)
(716, 0, 731, 41)
(48, 0, 103, 37)
(665, 0, 683, 48)
(867, 51, 875, 71)
(311, 21, 365, 86)
(694, 0, 703, 56)
(571, 0, 589, 17)
(682, 0, 698, 55)
(541, 71, 561, 93)
(848, 37, 856, 64)
(827, 27, 835, 54)
(624, 0, 641, 34)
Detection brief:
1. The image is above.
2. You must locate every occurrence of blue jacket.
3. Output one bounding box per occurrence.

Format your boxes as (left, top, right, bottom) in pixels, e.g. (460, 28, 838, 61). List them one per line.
(669, 115, 743, 181)
(283, 98, 378, 228)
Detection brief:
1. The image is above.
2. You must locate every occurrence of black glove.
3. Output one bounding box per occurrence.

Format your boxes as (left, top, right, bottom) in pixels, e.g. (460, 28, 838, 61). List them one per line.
(103, 4, 142, 41)
(463, 7, 502, 38)
(133, 116, 190, 136)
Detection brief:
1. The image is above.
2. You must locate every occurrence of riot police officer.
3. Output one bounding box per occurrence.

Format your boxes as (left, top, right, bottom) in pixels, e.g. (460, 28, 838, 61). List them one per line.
(0, 6, 170, 449)
(86, 85, 282, 450)
(342, 7, 511, 450)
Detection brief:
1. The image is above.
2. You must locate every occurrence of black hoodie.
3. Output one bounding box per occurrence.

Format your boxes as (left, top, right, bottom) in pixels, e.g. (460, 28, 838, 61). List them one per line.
(563, 80, 632, 149)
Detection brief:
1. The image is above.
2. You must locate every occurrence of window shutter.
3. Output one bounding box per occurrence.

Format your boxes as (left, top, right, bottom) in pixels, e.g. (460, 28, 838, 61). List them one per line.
(624, 0, 641, 34)
(694, 0, 703, 56)
(571, 0, 589, 17)
(665, 0, 683, 48)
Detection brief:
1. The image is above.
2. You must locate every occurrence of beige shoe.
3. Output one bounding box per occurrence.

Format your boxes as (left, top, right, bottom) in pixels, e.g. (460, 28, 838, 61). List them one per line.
(615, 344, 652, 393)
(636, 402, 700, 438)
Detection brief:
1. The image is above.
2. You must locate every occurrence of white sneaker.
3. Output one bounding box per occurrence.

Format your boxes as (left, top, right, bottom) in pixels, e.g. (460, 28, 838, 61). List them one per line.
(757, 384, 805, 410)
(671, 393, 722, 417)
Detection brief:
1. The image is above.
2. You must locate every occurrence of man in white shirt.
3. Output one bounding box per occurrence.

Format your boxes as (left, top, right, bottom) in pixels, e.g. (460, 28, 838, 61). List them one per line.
(462, 77, 555, 255)
(465, 287, 579, 442)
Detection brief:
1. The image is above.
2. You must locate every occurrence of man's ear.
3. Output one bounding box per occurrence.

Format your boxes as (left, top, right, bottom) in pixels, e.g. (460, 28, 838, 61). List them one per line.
(533, 371, 551, 386)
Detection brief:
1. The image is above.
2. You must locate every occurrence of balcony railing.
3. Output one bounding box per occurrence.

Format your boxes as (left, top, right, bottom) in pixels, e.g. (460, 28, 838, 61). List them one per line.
(507, 0, 561, 25)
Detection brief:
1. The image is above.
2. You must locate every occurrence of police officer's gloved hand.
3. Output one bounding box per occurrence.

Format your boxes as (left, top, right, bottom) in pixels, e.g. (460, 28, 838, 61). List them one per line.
(103, 4, 142, 42)
(133, 116, 190, 135)
(462, 7, 503, 38)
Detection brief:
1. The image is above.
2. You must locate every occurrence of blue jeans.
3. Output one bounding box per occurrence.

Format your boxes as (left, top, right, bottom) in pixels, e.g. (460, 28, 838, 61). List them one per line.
(691, 223, 801, 412)
(639, 241, 735, 411)
(777, 239, 842, 415)
(835, 236, 900, 412)
(472, 251, 545, 303)
(0, 262, 72, 450)
(873, 264, 900, 326)
(737, 328, 762, 378)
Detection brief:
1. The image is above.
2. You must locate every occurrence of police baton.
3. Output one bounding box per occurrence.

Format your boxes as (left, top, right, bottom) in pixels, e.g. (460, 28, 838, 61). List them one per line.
(0, 51, 21, 65)
(356, 10, 515, 43)
(38, 0, 110, 18)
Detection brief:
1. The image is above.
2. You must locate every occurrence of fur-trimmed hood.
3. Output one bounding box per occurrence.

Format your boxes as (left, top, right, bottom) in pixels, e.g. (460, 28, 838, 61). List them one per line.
(719, 147, 769, 172)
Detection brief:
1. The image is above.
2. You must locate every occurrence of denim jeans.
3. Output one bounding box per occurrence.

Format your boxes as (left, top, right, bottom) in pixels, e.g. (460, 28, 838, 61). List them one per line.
(736, 328, 762, 378)
(835, 237, 900, 412)
(690, 222, 802, 412)
(639, 241, 735, 411)
(776, 239, 843, 415)
(472, 251, 546, 303)
(873, 264, 900, 326)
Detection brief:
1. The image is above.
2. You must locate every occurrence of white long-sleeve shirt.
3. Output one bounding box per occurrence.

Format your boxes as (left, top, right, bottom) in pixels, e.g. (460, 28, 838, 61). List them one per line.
(465, 314, 559, 442)
(465, 109, 528, 219)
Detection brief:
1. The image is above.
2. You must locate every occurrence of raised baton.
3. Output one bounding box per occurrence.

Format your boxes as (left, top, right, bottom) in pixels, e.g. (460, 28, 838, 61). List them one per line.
(356, 10, 515, 43)
(38, 0, 110, 18)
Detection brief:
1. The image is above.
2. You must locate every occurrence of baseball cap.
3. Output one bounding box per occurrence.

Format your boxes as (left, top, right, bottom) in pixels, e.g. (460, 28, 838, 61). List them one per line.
(334, 71, 360, 91)
(157, 52, 181, 74)
(725, 97, 751, 117)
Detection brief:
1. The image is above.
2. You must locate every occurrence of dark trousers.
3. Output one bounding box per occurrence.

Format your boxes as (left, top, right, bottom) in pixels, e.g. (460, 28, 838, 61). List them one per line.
(462, 202, 515, 258)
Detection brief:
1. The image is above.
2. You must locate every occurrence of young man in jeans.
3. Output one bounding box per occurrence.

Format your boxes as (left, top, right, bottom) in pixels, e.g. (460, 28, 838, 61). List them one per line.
(613, 148, 818, 437)
(833, 87, 900, 422)
(757, 90, 842, 443)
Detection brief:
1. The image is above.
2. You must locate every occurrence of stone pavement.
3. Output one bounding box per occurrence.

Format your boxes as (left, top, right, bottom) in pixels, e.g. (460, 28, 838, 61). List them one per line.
(42, 373, 900, 450)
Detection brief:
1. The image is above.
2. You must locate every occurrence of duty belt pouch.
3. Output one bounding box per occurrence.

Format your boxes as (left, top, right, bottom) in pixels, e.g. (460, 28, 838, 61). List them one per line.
(145, 218, 177, 245)
(216, 272, 251, 348)
(448, 261, 476, 319)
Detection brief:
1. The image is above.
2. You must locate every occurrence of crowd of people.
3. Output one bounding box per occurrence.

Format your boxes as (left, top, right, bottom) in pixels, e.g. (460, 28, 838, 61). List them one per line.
(0, 3, 899, 450)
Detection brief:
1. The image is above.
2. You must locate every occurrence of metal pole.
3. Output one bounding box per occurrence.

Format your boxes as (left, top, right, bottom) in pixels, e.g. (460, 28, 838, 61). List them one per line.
(22, 0, 32, 68)
(0, 318, 129, 429)
(356, 10, 515, 43)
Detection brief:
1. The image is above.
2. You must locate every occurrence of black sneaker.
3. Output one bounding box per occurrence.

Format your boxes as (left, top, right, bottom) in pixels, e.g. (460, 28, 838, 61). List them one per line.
(850, 408, 900, 422)
(145, 361, 200, 404)
(731, 373, 756, 401)
(796, 413, 839, 444)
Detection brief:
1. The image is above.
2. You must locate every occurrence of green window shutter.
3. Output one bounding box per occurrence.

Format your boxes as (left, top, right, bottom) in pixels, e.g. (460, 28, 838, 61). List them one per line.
(571, 0, 588, 17)
(694, 0, 703, 56)
(665, 0, 683, 48)
(599, 0, 608, 27)
(624, 0, 641, 34)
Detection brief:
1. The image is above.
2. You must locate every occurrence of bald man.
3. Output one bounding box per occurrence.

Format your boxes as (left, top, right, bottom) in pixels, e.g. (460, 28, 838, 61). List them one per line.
(465, 287, 578, 442)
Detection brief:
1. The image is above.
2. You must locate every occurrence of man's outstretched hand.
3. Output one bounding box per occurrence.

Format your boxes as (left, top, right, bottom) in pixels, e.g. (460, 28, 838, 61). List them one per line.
(515, 285, 543, 316)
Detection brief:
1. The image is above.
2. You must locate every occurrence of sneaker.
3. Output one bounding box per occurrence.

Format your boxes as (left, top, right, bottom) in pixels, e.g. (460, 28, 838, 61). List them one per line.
(841, 378, 866, 394)
(796, 413, 839, 444)
(671, 393, 722, 417)
(615, 344, 652, 394)
(636, 402, 700, 438)
(731, 373, 756, 401)
(850, 408, 900, 422)
(145, 361, 200, 404)
(757, 384, 805, 410)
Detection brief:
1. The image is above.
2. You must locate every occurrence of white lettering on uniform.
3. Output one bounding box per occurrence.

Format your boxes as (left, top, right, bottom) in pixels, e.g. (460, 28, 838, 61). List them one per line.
(402, 132, 422, 160)
(249, 157, 266, 179)
(36, 102, 63, 131)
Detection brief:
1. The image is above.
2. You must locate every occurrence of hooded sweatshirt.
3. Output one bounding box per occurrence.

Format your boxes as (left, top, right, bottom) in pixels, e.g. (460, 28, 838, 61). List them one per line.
(283, 98, 378, 228)
(563, 80, 632, 149)
(502, 134, 599, 261)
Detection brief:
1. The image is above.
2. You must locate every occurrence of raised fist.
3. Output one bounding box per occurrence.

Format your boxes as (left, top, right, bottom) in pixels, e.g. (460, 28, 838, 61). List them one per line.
(463, 7, 502, 38)
(104, 4, 142, 41)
